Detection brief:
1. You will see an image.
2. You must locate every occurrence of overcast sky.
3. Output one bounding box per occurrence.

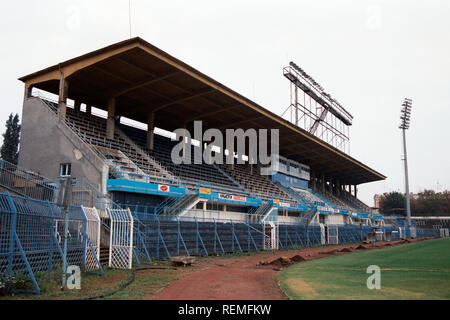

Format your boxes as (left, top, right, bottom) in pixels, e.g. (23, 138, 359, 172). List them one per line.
(1, 0, 449, 205)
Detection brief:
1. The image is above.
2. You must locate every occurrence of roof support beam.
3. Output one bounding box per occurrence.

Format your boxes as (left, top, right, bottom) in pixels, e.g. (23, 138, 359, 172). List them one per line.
(184, 104, 241, 123)
(107, 98, 116, 140)
(58, 72, 68, 120)
(151, 89, 215, 113)
(218, 115, 266, 129)
(147, 112, 155, 150)
(116, 56, 230, 111)
(112, 71, 180, 97)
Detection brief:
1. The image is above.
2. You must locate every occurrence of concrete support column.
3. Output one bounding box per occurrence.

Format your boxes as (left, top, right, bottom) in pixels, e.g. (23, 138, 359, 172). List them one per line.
(182, 123, 187, 159)
(311, 170, 316, 190)
(243, 143, 252, 173)
(329, 177, 333, 194)
(58, 73, 68, 120)
(24, 85, 33, 100)
(106, 98, 116, 140)
(74, 101, 81, 113)
(230, 144, 235, 170)
(86, 105, 92, 115)
(147, 112, 155, 149)
(337, 180, 340, 196)
(354, 185, 358, 198)
(321, 174, 325, 193)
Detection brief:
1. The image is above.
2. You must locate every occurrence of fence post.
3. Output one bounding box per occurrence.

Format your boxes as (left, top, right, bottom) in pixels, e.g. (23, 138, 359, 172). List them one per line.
(285, 225, 288, 248)
(6, 193, 18, 279)
(61, 208, 70, 289)
(156, 217, 160, 259)
(58, 178, 73, 290)
(128, 209, 134, 269)
(195, 217, 199, 255)
(262, 223, 264, 249)
(46, 201, 55, 273)
(231, 219, 235, 253)
(305, 223, 309, 247)
(360, 223, 363, 242)
(24, 175, 29, 198)
(81, 207, 88, 271)
(214, 219, 217, 254)
(248, 222, 250, 251)
(177, 219, 180, 256)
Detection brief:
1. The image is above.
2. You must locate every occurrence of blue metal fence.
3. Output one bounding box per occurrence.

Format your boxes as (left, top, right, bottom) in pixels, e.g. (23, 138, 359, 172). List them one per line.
(130, 211, 445, 262)
(0, 192, 102, 294)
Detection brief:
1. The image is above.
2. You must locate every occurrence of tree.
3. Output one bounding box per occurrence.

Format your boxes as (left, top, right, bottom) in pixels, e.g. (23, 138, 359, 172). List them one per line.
(443, 190, 450, 214)
(0, 113, 21, 164)
(380, 191, 406, 215)
(414, 189, 446, 215)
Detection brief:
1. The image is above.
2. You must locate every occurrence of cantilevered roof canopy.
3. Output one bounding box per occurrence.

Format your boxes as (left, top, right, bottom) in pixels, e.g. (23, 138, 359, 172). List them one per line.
(19, 37, 386, 185)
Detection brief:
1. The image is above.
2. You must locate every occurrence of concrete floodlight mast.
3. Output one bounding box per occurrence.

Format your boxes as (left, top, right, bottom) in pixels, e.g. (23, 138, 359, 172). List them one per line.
(399, 98, 412, 227)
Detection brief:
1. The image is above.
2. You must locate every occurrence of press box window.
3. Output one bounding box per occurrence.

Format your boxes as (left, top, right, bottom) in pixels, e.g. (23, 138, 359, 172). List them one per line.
(59, 163, 72, 177)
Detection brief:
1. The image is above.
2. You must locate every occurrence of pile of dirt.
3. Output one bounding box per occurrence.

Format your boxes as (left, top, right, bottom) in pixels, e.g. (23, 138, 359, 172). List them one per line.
(290, 255, 306, 262)
(257, 256, 293, 268)
(355, 245, 368, 250)
(384, 243, 393, 247)
(339, 247, 354, 253)
(270, 257, 293, 268)
(320, 249, 339, 255)
(171, 256, 196, 267)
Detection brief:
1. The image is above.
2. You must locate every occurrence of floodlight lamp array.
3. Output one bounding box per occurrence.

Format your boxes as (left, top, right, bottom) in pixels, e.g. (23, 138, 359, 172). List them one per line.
(399, 98, 412, 129)
(289, 61, 347, 114)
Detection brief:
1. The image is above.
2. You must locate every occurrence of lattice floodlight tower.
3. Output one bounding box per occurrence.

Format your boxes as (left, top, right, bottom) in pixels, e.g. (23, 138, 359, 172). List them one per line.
(282, 62, 353, 154)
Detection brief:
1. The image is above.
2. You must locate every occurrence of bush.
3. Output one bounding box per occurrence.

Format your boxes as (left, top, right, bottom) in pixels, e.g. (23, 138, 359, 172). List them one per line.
(0, 272, 34, 296)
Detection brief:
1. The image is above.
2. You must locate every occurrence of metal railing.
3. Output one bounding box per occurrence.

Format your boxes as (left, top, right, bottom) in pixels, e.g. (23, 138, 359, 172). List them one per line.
(0, 158, 57, 201)
(109, 171, 182, 188)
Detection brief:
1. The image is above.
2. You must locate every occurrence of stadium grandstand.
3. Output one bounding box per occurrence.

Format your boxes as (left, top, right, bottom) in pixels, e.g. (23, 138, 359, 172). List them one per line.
(17, 37, 384, 215)
(0, 37, 447, 294)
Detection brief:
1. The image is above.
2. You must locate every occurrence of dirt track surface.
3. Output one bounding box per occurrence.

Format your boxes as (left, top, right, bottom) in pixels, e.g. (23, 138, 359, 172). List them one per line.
(155, 239, 421, 300)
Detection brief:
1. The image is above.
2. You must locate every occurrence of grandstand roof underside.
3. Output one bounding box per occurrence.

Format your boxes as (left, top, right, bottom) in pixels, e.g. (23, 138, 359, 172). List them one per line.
(19, 37, 386, 185)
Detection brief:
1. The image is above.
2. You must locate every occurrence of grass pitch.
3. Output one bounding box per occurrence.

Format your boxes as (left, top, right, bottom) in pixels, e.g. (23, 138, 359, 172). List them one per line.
(279, 238, 450, 300)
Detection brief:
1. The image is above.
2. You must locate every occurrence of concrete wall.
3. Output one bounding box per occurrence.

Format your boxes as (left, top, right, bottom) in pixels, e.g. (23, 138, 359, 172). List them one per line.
(278, 216, 302, 224)
(18, 97, 108, 192)
(184, 209, 248, 222)
(326, 214, 345, 225)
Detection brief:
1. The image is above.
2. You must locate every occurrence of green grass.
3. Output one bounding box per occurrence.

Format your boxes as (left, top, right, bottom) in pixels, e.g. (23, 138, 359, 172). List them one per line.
(2, 261, 181, 300)
(279, 238, 450, 300)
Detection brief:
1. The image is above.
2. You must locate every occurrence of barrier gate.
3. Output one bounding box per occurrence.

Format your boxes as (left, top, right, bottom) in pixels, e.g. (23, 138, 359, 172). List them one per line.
(108, 208, 134, 269)
(327, 225, 339, 245)
(264, 222, 279, 250)
(82, 206, 101, 271)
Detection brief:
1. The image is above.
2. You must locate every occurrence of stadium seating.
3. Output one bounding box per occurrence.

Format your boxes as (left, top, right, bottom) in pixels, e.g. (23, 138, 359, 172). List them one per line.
(42, 99, 372, 212)
(291, 187, 328, 207)
(44, 101, 249, 195)
(219, 164, 295, 202)
(119, 124, 247, 194)
(59, 105, 172, 181)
